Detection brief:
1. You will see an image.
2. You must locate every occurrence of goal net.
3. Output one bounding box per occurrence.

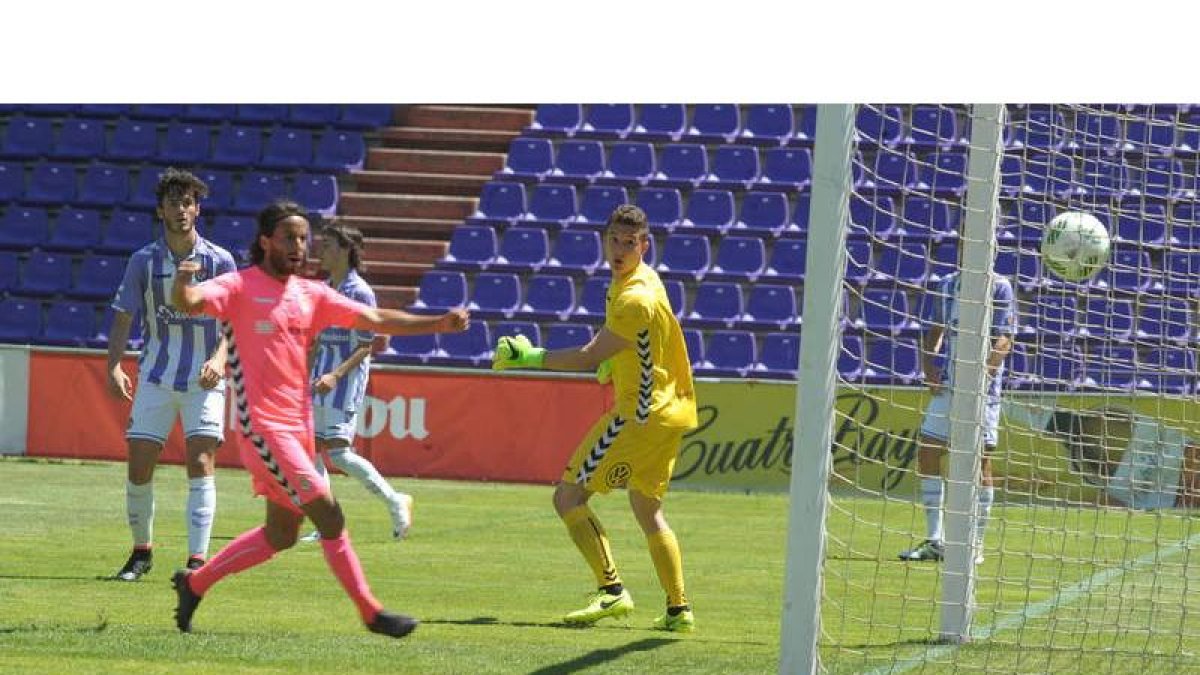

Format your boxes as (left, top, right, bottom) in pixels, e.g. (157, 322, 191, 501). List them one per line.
(784, 104, 1200, 673)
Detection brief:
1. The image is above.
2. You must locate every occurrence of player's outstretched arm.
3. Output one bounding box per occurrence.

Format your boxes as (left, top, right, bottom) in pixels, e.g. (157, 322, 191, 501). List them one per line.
(354, 307, 469, 336)
(493, 327, 631, 373)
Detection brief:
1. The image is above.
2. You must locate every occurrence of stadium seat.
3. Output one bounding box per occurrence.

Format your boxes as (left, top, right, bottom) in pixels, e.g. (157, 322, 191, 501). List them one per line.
(739, 105, 794, 146)
(207, 215, 255, 262)
(683, 329, 705, 368)
(434, 321, 492, 368)
(1135, 299, 1192, 345)
(572, 276, 609, 324)
(51, 117, 106, 160)
(870, 241, 930, 287)
(867, 150, 919, 195)
(468, 272, 522, 320)
(861, 337, 922, 386)
(1172, 203, 1200, 247)
(904, 105, 961, 150)
(290, 173, 338, 216)
(439, 225, 497, 272)
(233, 172, 287, 214)
(160, 122, 212, 165)
(1141, 157, 1193, 200)
(337, 105, 394, 130)
(126, 168, 161, 210)
(183, 104, 237, 122)
(79, 104, 131, 118)
(763, 237, 806, 284)
(1009, 108, 1066, 151)
(999, 155, 1025, 197)
(77, 164, 130, 207)
(383, 333, 439, 364)
(576, 104, 634, 140)
(194, 168, 234, 212)
(1092, 245, 1159, 294)
(708, 235, 766, 283)
(545, 140, 604, 185)
(494, 138, 553, 183)
(287, 104, 341, 128)
(844, 240, 872, 286)
(516, 274, 576, 321)
(634, 187, 683, 232)
(410, 270, 468, 311)
(106, 119, 157, 162)
(70, 254, 125, 300)
(920, 151, 968, 197)
(1164, 250, 1200, 296)
(838, 334, 865, 382)
(547, 229, 602, 275)
(859, 288, 920, 336)
(705, 145, 760, 190)
(650, 143, 708, 190)
(1122, 115, 1177, 154)
(1114, 204, 1167, 247)
(211, 125, 263, 168)
(1143, 347, 1197, 394)
(757, 332, 800, 379)
(0, 296, 41, 343)
(0, 206, 50, 250)
(545, 323, 594, 350)
(45, 207, 102, 253)
(527, 104, 583, 137)
(521, 183, 577, 230)
(597, 142, 655, 188)
(23, 162, 77, 206)
(1, 116, 54, 159)
(758, 148, 812, 192)
(700, 330, 756, 377)
(1069, 110, 1122, 152)
(1003, 343, 1038, 391)
(630, 104, 686, 142)
(929, 240, 959, 282)
(741, 284, 798, 332)
(491, 227, 549, 274)
(733, 191, 789, 238)
(0, 161, 23, 201)
(0, 250, 18, 293)
(236, 104, 288, 125)
(129, 104, 185, 119)
(466, 181, 526, 227)
(663, 278, 685, 318)
(573, 185, 628, 230)
(492, 320, 541, 346)
(686, 281, 742, 329)
(99, 209, 154, 254)
(856, 105, 904, 147)
(312, 130, 366, 171)
(1019, 153, 1076, 198)
(681, 189, 735, 236)
(260, 128, 314, 170)
(1078, 158, 1130, 198)
(848, 194, 898, 240)
(656, 233, 711, 281)
(789, 105, 817, 146)
(1023, 294, 1077, 341)
(902, 196, 958, 242)
(18, 251, 72, 297)
(686, 104, 740, 144)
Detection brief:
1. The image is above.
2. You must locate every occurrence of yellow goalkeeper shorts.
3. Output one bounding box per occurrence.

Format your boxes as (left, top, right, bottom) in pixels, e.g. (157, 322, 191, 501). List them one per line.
(561, 411, 685, 500)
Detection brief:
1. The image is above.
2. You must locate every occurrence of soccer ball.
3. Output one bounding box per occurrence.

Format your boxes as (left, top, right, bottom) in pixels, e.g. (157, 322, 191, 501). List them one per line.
(1039, 211, 1111, 282)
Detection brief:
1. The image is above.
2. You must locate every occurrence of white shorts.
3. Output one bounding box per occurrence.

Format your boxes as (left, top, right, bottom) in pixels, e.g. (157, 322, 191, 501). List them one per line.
(314, 406, 358, 443)
(127, 380, 226, 445)
(919, 391, 1001, 449)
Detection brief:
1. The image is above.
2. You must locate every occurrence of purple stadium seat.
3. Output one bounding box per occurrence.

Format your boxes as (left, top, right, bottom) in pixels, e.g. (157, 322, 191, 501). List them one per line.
(160, 122, 212, 165)
(0, 206, 50, 250)
(1078, 158, 1130, 198)
(757, 332, 800, 379)
(385, 333, 439, 365)
(23, 162, 77, 206)
(528, 104, 582, 138)
(845, 240, 872, 286)
(902, 196, 958, 242)
(0, 296, 41, 343)
(905, 105, 961, 150)
(260, 128, 314, 170)
(235, 104, 288, 125)
(40, 301, 97, 347)
(411, 270, 468, 311)
(870, 241, 930, 287)
(763, 237, 806, 284)
(861, 337, 922, 385)
(45, 207, 102, 253)
(0, 250, 17, 293)
(1077, 297, 1133, 341)
(577, 104, 634, 140)
(705, 145, 760, 190)
(631, 104, 687, 142)
(848, 194, 898, 240)
(758, 148, 811, 192)
(1009, 108, 1067, 151)
(233, 172, 287, 214)
(1, 116, 54, 159)
(699, 330, 756, 377)
(19, 251, 72, 297)
(291, 173, 338, 216)
(517, 274, 576, 322)
(790, 105, 817, 146)
(1114, 203, 1167, 246)
(573, 185, 628, 230)
(739, 104, 794, 146)
(521, 183, 577, 230)
(1092, 245, 1158, 294)
(0, 162, 23, 201)
(287, 104, 341, 128)
(683, 329, 705, 368)
(130, 104, 185, 120)
(1143, 347, 1197, 394)
(494, 138, 554, 183)
(1122, 115, 1177, 154)
(572, 276, 609, 324)
(838, 334, 865, 382)
(547, 229, 602, 275)
(70, 254, 125, 300)
(434, 321, 492, 367)
(1135, 299, 1192, 345)
(634, 187, 683, 232)
(51, 117, 106, 160)
(921, 151, 968, 197)
(440, 225, 498, 272)
(929, 240, 958, 282)
(337, 105, 394, 130)
(686, 281, 742, 330)
(681, 189, 735, 236)
(1070, 110, 1122, 152)
(467, 182, 527, 228)
(468, 272, 522, 320)
(207, 215, 254, 262)
(856, 105, 904, 147)
(182, 104, 237, 122)
(734, 191, 789, 238)
(656, 233, 711, 281)
(491, 227, 549, 274)
(686, 104, 740, 144)
(597, 142, 655, 188)
(545, 323, 594, 350)
(1164, 250, 1200, 295)
(1023, 294, 1077, 341)
(708, 235, 766, 283)
(194, 168, 234, 212)
(106, 119, 157, 162)
(211, 125, 263, 168)
(1141, 157, 1193, 200)
(99, 209, 154, 254)
(741, 284, 798, 332)
(77, 164, 130, 207)
(649, 143, 708, 190)
(859, 288, 920, 335)
(492, 320, 541, 346)
(79, 104, 130, 118)
(312, 130, 366, 172)
(867, 150, 919, 195)
(545, 140, 604, 185)
(663, 278, 685, 318)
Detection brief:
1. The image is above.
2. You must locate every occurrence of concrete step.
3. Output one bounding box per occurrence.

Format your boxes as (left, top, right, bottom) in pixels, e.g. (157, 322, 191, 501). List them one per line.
(366, 147, 505, 175)
(396, 105, 534, 132)
(363, 237, 448, 264)
(378, 127, 520, 153)
(350, 170, 488, 197)
(334, 215, 461, 241)
(339, 192, 476, 220)
(361, 260, 429, 288)
(374, 285, 418, 310)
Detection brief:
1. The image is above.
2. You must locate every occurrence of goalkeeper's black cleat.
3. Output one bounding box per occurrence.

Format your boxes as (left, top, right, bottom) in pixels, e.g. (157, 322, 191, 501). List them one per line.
(115, 548, 153, 581)
(367, 610, 419, 639)
(172, 570, 203, 633)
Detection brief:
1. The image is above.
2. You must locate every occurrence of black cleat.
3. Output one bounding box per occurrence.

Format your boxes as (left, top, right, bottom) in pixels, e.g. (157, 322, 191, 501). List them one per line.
(115, 548, 153, 581)
(185, 556, 206, 571)
(172, 570, 203, 633)
(367, 610, 419, 639)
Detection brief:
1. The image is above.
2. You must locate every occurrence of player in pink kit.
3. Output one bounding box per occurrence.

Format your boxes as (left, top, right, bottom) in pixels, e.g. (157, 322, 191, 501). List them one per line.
(169, 200, 468, 639)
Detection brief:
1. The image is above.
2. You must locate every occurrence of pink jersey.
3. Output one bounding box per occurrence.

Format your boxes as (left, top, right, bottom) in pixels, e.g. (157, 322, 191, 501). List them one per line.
(197, 266, 367, 431)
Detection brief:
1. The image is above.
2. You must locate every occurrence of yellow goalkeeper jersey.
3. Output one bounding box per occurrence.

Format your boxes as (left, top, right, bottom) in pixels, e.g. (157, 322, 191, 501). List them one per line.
(604, 262, 698, 430)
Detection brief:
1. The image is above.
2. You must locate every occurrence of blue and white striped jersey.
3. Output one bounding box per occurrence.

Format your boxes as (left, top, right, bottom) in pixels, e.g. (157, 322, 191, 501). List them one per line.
(112, 236, 237, 392)
(311, 269, 376, 414)
(921, 272, 1016, 399)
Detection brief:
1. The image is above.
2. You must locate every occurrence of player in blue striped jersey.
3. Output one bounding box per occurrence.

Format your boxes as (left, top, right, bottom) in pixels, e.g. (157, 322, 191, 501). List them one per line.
(302, 224, 413, 542)
(899, 269, 1015, 565)
(106, 168, 238, 581)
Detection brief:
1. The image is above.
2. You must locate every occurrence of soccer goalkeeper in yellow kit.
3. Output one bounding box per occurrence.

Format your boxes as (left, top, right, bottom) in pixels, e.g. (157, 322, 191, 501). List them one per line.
(493, 204, 699, 632)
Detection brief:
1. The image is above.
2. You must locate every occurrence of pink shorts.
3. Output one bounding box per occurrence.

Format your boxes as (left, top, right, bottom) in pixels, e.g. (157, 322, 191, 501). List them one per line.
(236, 426, 331, 514)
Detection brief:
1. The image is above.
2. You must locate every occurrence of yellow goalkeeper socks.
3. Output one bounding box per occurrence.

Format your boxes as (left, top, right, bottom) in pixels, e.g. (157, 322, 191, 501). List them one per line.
(562, 506, 621, 588)
(647, 528, 688, 608)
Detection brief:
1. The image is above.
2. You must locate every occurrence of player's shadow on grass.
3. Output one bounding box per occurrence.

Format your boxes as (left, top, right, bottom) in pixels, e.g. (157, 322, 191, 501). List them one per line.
(525, 637, 675, 674)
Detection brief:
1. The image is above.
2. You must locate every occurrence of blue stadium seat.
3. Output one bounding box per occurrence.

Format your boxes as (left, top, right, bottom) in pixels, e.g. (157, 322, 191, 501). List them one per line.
(0, 250, 18, 293)
(77, 164, 130, 207)
(870, 241, 929, 287)
(130, 104, 185, 120)
(1078, 297, 1133, 341)
(920, 151, 968, 197)
(434, 321, 492, 368)
(1005, 343, 1038, 391)
(79, 104, 131, 118)
(291, 173, 338, 215)
(20, 104, 76, 116)
(663, 278, 685, 318)
(547, 229, 602, 275)
(705, 145, 760, 190)
(572, 276, 609, 325)
(0, 206, 50, 250)
(763, 237, 805, 284)
(468, 272, 522, 320)
(527, 104, 583, 137)
(929, 240, 958, 282)
(260, 128, 314, 170)
(867, 150, 919, 195)
(856, 105, 904, 147)
(650, 143, 708, 190)
(183, 104, 237, 122)
(656, 233, 711, 281)
(1141, 158, 1193, 200)
(99, 209, 154, 254)
(733, 191, 789, 238)
(1114, 203, 1167, 246)
(741, 284, 798, 332)
(411, 270, 468, 311)
(904, 105, 960, 150)
(0, 161, 23, 201)
(901, 196, 958, 242)
(1164, 250, 1200, 296)
(597, 142, 655, 188)
(758, 148, 811, 192)
(686, 104, 740, 144)
(1070, 111, 1122, 152)
(207, 215, 254, 262)
(1036, 345, 1083, 390)
(127, 168, 161, 210)
(236, 104, 288, 125)
(492, 320, 541, 346)
(1092, 245, 1159, 294)
(494, 138, 553, 183)
(466, 181, 526, 227)
(545, 323, 594, 350)
(23, 162, 77, 206)
(789, 105, 817, 146)
(233, 172, 287, 214)
(838, 334, 865, 382)
(1024, 294, 1077, 340)
(1021, 153, 1076, 198)
(545, 140, 604, 185)
(1143, 347, 1197, 394)
(384, 333, 439, 364)
(1078, 158, 1130, 199)
(634, 187, 683, 232)
(70, 253, 125, 300)
(699, 330, 756, 377)
(337, 105, 394, 130)
(46, 207, 102, 253)
(195, 168, 235, 212)
(1009, 108, 1066, 151)
(708, 235, 765, 283)
(0, 296, 41, 343)
(211, 125, 263, 168)
(106, 119, 157, 162)
(861, 337, 922, 386)
(19, 251, 72, 296)
(440, 225, 497, 272)
(999, 155, 1025, 197)
(312, 130, 366, 171)
(631, 104, 686, 142)
(41, 300, 98, 347)
(287, 104, 341, 128)
(859, 288, 920, 336)
(683, 329, 705, 368)
(687, 281, 742, 329)
(491, 227, 549, 274)
(848, 194, 898, 240)
(739, 105, 794, 146)
(757, 332, 800, 379)
(51, 117, 106, 160)
(1, 116, 54, 159)
(681, 189, 735, 236)
(516, 274, 576, 322)
(1172, 203, 1200, 247)
(577, 104, 634, 140)
(1135, 299, 1192, 345)
(521, 183, 577, 230)
(844, 239, 872, 286)
(1122, 115, 1177, 154)
(160, 122, 212, 165)
(573, 185, 628, 230)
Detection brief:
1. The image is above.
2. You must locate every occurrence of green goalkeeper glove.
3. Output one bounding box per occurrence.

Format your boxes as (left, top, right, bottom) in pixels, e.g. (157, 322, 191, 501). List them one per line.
(596, 359, 613, 384)
(492, 334, 546, 371)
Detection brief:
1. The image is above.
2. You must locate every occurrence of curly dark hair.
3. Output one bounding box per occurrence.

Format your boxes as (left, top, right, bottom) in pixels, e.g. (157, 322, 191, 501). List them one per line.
(154, 167, 209, 206)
